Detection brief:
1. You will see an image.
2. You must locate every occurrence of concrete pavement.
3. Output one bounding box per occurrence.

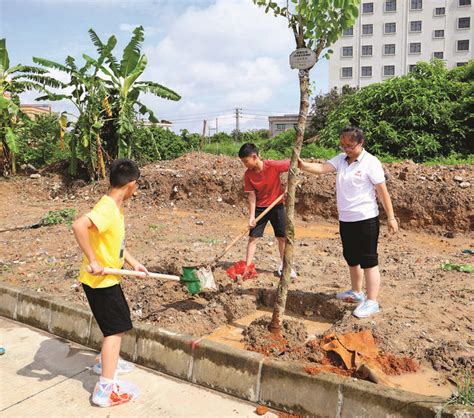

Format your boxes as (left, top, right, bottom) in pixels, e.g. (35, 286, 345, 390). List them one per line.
(0, 317, 277, 417)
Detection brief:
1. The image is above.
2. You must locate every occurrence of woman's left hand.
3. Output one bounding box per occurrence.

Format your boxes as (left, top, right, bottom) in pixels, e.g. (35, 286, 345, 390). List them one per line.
(388, 218, 398, 234)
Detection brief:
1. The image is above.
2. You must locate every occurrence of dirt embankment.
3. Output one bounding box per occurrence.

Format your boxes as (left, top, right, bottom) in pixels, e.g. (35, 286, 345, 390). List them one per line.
(43, 153, 473, 233)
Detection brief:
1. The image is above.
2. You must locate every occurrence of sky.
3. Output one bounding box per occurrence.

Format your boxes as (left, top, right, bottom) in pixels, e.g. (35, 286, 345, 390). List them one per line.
(0, 0, 329, 133)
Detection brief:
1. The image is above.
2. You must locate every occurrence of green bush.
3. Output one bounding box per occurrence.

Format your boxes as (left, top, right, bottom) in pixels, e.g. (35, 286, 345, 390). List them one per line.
(16, 114, 70, 168)
(308, 85, 357, 136)
(132, 125, 201, 163)
(318, 60, 474, 162)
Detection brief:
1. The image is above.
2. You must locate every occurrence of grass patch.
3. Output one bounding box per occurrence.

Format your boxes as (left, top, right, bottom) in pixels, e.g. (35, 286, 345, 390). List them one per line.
(436, 371, 473, 417)
(40, 209, 77, 226)
(441, 262, 474, 273)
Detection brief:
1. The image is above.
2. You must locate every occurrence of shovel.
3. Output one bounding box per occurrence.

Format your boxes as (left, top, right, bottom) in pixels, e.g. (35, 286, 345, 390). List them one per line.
(185, 193, 286, 281)
(211, 192, 285, 266)
(86, 267, 208, 295)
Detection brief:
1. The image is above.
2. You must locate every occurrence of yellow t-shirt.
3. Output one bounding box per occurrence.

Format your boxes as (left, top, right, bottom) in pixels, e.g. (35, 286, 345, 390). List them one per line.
(79, 195, 125, 288)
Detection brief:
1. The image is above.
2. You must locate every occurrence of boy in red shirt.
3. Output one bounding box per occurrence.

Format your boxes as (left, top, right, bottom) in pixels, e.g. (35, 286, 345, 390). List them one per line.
(239, 143, 297, 279)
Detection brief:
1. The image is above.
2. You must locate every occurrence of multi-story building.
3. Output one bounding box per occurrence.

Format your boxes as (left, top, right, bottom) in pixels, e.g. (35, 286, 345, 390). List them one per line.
(20, 104, 52, 119)
(329, 0, 473, 89)
(268, 114, 314, 138)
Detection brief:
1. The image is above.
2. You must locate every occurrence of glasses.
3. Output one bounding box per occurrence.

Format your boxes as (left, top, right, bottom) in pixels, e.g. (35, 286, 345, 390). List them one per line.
(339, 143, 359, 152)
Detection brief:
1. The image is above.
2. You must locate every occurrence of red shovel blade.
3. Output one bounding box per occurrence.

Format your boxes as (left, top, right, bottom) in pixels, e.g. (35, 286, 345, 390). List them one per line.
(226, 260, 257, 281)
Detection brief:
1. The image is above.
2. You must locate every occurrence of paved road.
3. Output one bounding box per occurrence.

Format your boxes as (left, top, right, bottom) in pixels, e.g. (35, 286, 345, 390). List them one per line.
(0, 318, 276, 417)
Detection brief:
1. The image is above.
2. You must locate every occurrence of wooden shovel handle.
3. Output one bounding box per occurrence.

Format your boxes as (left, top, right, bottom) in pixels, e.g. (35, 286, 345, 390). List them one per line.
(87, 266, 181, 282)
(212, 192, 285, 264)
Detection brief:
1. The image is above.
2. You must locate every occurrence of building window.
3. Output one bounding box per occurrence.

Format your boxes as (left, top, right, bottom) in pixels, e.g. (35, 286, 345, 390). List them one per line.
(458, 17, 471, 29)
(459, 0, 471, 6)
(434, 29, 444, 38)
(341, 67, 353, 78)
(434, 7, 445, 16)
(457, 39, 470, 51)
(361, 66, 373, 77)
(362, 2, 374, 13)
(384, 22, 396, 34)
(384, 44, 396, 55)
(408, 64, 417, 72)
(383, 65, 395, 76)
(410, 21, 422, 32)
(433, 51, 444, 59)
(361, 45, 373, 56)
(362, 24, 374, 35)
(343, 27, 354, 36)
(411, 0, 422, 10)
(457, 62, 468, 66)
(409, 42, 421, 53)
(276, 124, 286, 130)
(385, 0, 396, 12)
(342, 46, 353, 57)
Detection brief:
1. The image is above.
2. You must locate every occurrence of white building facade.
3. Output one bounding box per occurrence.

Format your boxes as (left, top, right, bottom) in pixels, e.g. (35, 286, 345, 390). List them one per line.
(268, 114, 314, 138)
(329, 0, 473, 89)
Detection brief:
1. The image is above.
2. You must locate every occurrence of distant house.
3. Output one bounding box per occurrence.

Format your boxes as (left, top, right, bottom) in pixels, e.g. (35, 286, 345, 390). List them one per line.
(20, 104, 52, 119)
(268, 114, 314, 138)
(139, 119, 173, 130)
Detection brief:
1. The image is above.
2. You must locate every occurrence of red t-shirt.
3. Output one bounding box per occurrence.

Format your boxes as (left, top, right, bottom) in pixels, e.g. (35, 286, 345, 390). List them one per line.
(244, 160, 290, 207)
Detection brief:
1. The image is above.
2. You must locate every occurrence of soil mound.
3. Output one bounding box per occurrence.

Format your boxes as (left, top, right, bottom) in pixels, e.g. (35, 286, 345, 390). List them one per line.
(245, 323, 419, 385)
(31, 152, 473, 232)
(243, 317, 308, 359)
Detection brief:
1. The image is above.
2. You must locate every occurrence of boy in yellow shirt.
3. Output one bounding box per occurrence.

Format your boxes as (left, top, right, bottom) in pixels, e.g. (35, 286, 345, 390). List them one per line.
(72, 159, 147, 407)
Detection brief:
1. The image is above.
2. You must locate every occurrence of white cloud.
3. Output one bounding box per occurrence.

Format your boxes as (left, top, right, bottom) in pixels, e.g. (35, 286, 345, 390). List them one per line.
(119, 23, 162, 36)
(140, 0, 298, 131)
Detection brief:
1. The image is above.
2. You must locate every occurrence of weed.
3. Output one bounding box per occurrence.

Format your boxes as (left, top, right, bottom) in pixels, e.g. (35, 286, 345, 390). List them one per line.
(40, 209, 77, 226)
(441, 262, 474, 274)
(436, 371, 473, 416)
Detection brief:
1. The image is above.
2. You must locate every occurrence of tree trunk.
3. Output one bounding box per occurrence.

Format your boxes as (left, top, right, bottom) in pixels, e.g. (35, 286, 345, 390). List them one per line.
(269, 68, 310, 333)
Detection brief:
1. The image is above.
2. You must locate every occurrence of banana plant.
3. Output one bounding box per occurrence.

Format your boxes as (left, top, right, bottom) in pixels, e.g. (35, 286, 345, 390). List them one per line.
(87, 26, 181, 158)
(0, 38, 56, 175)
(30, 43, 113, 179)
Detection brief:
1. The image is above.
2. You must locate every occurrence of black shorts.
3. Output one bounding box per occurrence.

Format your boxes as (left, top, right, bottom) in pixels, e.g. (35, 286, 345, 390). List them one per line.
(339, 216, 379, 269)
(82, 283, 133, 337)
(249, 204, 286, 238)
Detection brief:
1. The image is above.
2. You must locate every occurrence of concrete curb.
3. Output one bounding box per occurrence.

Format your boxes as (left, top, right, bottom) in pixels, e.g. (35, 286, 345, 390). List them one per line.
(0, 281, 471, 418)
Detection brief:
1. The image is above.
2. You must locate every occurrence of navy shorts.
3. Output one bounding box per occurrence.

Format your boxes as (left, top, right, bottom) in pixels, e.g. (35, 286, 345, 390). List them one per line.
(249, 204, 286, 238)
(339, 216, 379, 269)
(82, 283, 133, 337)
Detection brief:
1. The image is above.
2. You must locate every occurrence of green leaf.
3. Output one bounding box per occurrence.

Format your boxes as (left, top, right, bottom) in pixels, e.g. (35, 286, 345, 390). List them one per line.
(120, 26, 144, 77)
(5, 127, 19, 153)
(0, 38, 10, 73)
(33, 57, 71, 73)
(136, 81, 181, 101)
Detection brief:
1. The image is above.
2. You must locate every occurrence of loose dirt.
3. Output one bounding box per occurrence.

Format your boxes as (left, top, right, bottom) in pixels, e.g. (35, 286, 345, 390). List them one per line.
(0, 152, 472, 389)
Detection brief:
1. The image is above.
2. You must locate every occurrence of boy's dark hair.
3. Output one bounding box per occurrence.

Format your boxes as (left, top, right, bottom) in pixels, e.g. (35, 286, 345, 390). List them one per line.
(340, 125, 364, 143)
(238, 143, 259, 158)
(110, 159, 140, 188)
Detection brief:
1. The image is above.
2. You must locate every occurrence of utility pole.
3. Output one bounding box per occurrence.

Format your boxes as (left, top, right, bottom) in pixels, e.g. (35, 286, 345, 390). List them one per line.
(200, 119, 207, 150)
(216, 118, 218, 134)
(234, 108, 242, 141)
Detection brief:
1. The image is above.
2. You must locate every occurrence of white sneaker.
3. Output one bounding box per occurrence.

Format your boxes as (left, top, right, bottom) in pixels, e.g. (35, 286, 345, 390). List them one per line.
(277, 263, 297, 279)
(335, 289, 366, 303)
(92, 381, 134, 407)
(353, 299, 380, 318)
(93, 354, 135, 375)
